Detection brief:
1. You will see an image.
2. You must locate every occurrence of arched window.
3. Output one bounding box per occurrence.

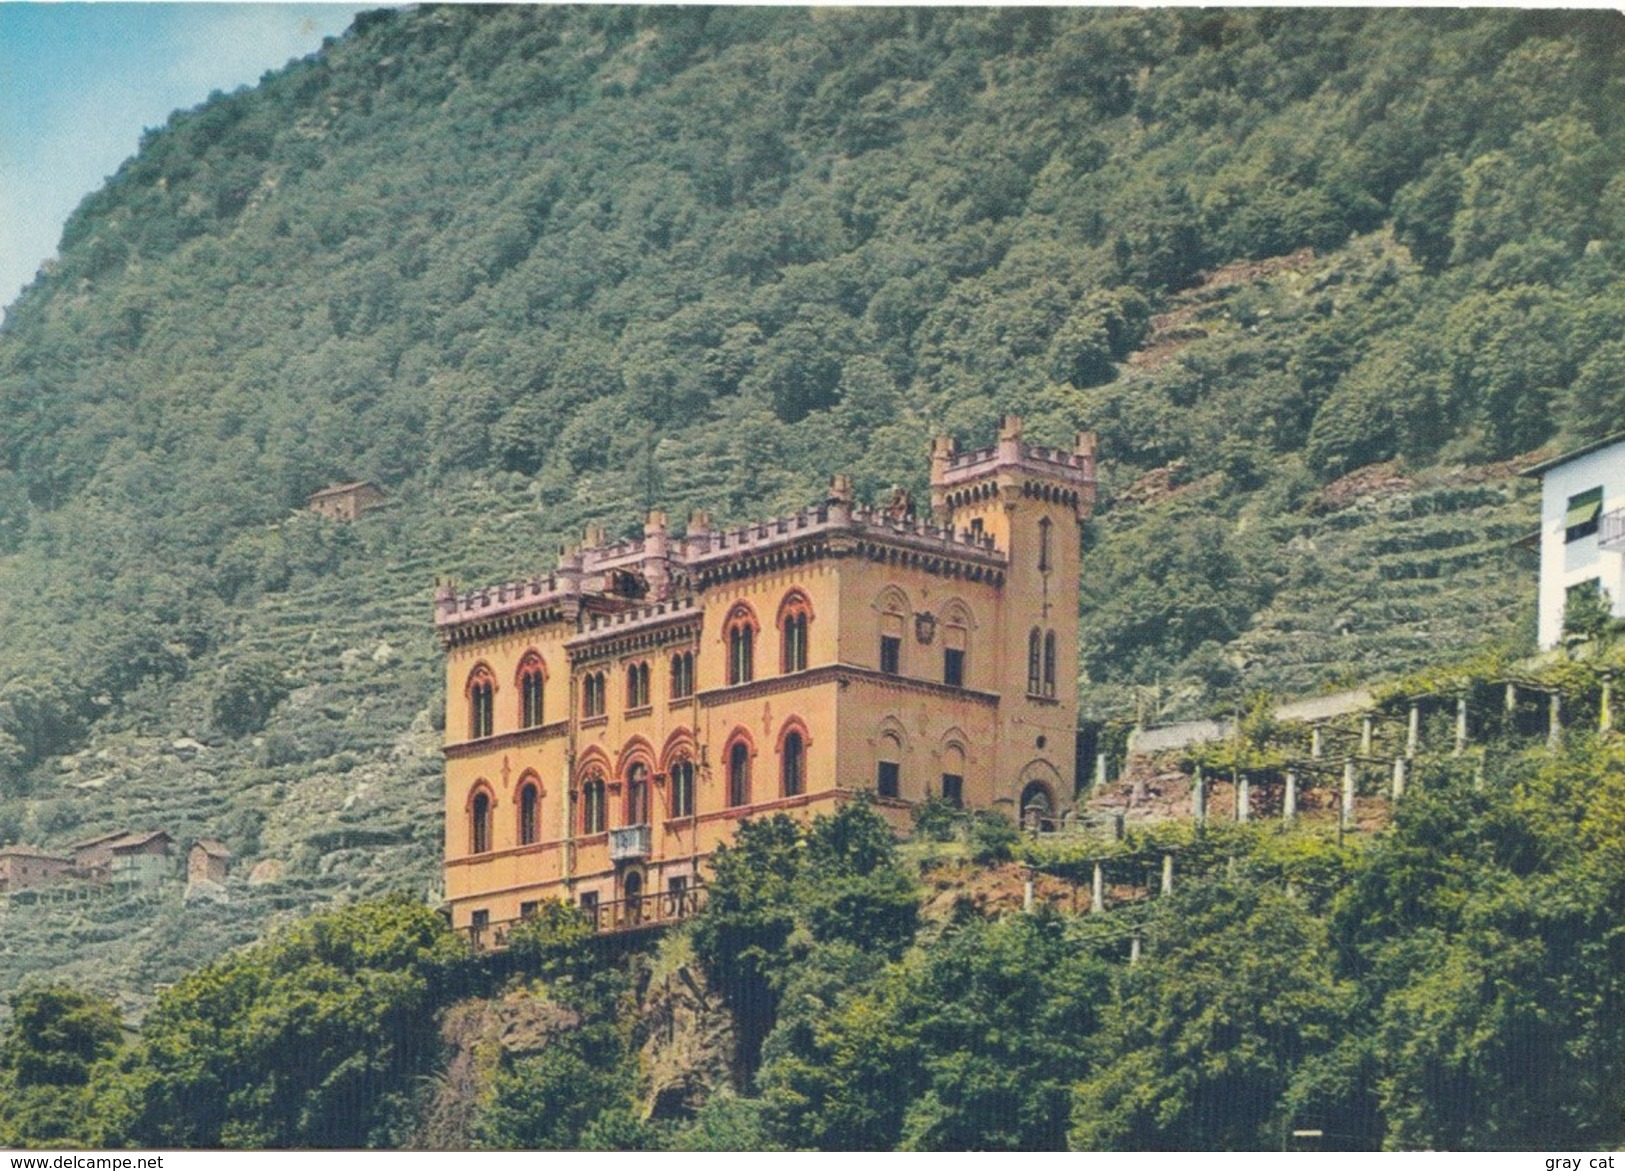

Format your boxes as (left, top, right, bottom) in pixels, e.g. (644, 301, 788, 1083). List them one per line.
(626, 661, 650, 709)
(1021, 781, 1055, 832)
(878, 589, 907, 676)
(626, 763, 650, 825)
(517, 778, 540, 846)
(468, 666, 495, 739)
(669, 758, 695, 818)
(1043, 630, 1057, 698)
(471, 788, 493, 854)
(581, 773, 607, 835)
(582, 671, 606, 718)
(518, 655, 545, 728)
(728, 741, 750, 807)
(1038, 515, 1053, 573)
(779, 591, 813, 674)
(1027, 629, 1042, 696)
(782, 731, 804, 797)
(670, 651, 694, 700)
(725, 606, 757, 686)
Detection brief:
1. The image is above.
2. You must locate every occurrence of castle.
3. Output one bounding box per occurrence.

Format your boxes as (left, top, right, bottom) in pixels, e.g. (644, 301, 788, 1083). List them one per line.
(435, 416, 1096, 944)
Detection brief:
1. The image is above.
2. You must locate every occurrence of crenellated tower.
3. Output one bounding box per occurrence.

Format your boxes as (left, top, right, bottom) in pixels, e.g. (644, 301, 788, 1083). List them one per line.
(931, 415, 1097, 819)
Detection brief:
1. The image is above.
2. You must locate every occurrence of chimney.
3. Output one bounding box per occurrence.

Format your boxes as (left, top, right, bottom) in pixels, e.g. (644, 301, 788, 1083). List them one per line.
(582, 523, 606, 550)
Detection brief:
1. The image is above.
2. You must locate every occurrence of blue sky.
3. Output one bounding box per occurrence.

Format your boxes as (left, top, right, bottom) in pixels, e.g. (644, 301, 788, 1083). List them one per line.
(0, 3, 370, 315)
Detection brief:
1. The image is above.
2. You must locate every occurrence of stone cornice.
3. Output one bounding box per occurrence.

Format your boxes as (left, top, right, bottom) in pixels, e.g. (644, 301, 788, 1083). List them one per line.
(443, 720, 569, 759)
(697, 663, 999, 708)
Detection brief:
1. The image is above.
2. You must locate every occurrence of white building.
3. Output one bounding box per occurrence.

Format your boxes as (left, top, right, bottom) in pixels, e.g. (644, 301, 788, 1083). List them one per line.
(1524, 433, 1625, 649)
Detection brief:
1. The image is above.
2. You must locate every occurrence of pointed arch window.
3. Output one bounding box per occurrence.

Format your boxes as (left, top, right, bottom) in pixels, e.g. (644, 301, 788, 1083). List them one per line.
(1043, 630, 1057, 698)
(582, 671, 607, 719)
(518, 778, 541, 846)
(468, 667, 496, 739)
(471, 788, 493, 854)
(626, 763, 650, 826)
(779, 591, 813, 674)
(728, 741, 751, 807)
(518, 655, 545, 728)
(670, 651, 694, 700)
(581, 772, 607, 835)
(725, 605, 758, 686)
(1038, 515, 1053, 573)
(669, 757, 695, 818)
(626, 661, 651, 710)
(782, 731, 805, 797)
(1027, 629, 1043, 696)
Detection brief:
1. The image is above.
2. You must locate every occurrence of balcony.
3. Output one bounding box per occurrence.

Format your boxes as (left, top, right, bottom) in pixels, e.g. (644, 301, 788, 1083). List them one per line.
(461, 883, 707, 950)
(1600, 507, 1625, 551)
(608, 824, 651, 861)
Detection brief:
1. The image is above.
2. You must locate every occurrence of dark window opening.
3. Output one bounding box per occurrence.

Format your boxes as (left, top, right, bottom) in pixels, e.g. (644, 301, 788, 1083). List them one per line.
(626, 662, 650, 709)
(1043, 630, 1057, 698)
(1027, 629, 1042, 695)
(941, 774, 963, 808)
(944, 647, 965, 688)
(667, 874, 689, 913)
(669, 759, 695, 818)
(627, 764, 649, 825)
(880, 635, 901, 675)
(782, 612, 809, 673)
(520, 666, 544, 728)
(470, 678, 494, 739)
(583, 672, 606, 718)
(1039, 515, 1052, 572)
(519, 783, 539, 845)
(728, 742, 750, 807)
(471, 791, 492, 854)
(729, 625, 754, 685)
(581, 777, 606, 834)
(783, 731, 804, 797)
(670, 651, 694, 700)
(877, 760, 900, 799)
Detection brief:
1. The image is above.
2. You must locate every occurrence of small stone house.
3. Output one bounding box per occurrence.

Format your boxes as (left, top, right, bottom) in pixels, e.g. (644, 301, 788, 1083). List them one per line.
(188, 839, 231, 885)
(69, 830, 133, 876)
(106, 831, 173, 885)
(0, 846, 74, 892)
(307, 480, 387, 522)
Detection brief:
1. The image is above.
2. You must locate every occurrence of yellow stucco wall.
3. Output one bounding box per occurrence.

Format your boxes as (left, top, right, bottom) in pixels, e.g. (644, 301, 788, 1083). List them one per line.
(440, 420, 1093, 935)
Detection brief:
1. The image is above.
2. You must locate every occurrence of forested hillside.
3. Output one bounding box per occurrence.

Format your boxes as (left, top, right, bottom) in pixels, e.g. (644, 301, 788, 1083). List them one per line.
(0, 7, 1622, 1021)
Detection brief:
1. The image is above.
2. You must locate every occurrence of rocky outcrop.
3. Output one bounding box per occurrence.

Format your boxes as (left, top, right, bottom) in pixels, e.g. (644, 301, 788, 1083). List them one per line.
(637, 946, 738, 1121)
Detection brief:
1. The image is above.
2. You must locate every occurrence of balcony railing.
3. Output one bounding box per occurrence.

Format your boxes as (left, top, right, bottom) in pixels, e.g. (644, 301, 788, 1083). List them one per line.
(462, 884, 707, 951)
(608, 824, 651, 861)
(1600, 506, 1625, 550)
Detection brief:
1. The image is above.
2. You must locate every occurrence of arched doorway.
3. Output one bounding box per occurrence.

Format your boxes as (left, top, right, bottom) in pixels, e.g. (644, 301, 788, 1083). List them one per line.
(1020, 781, 1055, 832)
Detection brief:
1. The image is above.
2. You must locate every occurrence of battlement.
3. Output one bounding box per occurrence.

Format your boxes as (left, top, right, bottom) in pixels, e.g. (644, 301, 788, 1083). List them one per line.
(434, 422, 1105, 636)
(435, 573, 567, 629)
(931, 414, 1097, 491)
(436, 484, 1007, 636)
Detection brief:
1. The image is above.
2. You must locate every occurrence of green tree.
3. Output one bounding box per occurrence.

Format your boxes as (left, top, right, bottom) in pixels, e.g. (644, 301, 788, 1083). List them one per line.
(107, 895, 467, 1148)
(1072, 884, 1355, 1151)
